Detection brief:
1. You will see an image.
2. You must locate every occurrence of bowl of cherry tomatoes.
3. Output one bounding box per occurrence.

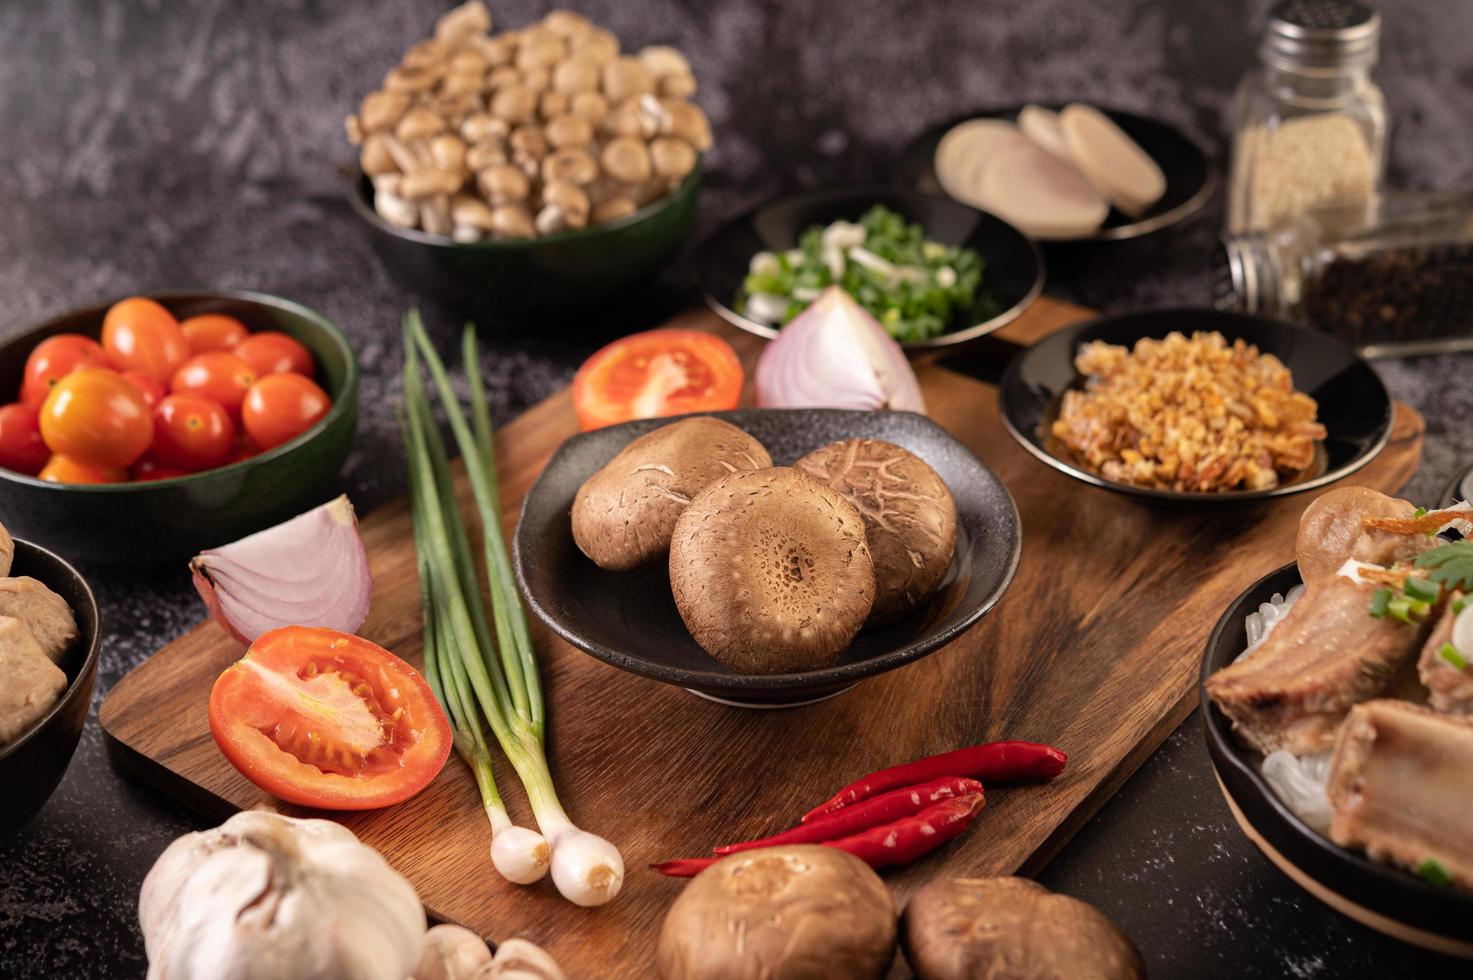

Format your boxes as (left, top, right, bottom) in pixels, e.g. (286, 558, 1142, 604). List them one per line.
(0, 290, 358, 565)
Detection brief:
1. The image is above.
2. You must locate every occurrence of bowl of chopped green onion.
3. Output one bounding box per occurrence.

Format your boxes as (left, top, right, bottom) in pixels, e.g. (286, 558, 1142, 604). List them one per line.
(692, 189, 1044, 351)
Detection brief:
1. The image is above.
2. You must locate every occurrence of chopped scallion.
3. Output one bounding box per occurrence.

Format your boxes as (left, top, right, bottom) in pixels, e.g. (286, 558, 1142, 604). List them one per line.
(1454, 595, 1469, 615)
(1369, 588, 1393, 618)
(1413, 506, 1428, 518)
(1418, 857, 1453, 888)
(1404, 576, 1439, 603)
(1440, 643, 1469, 672)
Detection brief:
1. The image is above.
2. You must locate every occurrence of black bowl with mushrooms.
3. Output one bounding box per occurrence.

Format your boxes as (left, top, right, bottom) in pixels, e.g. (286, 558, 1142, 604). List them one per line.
(514, 408, 1021, 706)
(0, 537, 101, 838)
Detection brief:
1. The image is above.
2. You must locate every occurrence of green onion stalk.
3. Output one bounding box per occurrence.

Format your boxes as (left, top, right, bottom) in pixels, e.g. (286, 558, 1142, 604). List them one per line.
(401, 311, 623, 906)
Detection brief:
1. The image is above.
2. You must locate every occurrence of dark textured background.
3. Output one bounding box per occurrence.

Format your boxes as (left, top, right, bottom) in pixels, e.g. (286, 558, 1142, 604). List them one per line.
(2, 1, 1471, 976)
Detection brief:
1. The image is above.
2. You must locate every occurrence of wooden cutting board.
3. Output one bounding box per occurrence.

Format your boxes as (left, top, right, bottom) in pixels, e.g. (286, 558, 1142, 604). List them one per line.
(100, 299, 1424, 978)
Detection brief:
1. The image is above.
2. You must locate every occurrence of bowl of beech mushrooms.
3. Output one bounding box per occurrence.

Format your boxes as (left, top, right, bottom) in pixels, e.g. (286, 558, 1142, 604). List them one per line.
(346, 3, 711, 311)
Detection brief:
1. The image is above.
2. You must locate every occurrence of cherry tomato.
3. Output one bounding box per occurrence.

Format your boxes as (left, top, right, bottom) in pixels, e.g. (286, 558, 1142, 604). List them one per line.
(119, 369, 166, 409)
(20, 334, 111, 407)
(39, 454, 127, 484)
(180, 314, 250, 353)
(234, 332, 315, 379)
(38, 368, 153, 469)
(152, 394, 235, 472)
(129, 455, 191, 482)
(101, 297, 190, 385)
(241, 372, 330, 450)
(170, 352, 257, 420)
(229, 432, 261, 464)
(571, 329, 744, 431)
(0, 402, 50, 475)
(207, 626, 452, 810)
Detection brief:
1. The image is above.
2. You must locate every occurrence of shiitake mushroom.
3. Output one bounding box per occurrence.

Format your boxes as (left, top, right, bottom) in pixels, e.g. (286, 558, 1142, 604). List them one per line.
(668, 467, 876, 674)
(571, 417, 771, 571)
(901, 877, 1144, 980)
(795, 439, 957, 622)
(656, 846, 897, 980)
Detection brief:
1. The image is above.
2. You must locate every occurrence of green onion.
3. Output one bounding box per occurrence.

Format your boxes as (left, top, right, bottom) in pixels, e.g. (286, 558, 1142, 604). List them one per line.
(1386, 597, 1415, 624)
(1368, 588, 1393, 618)
(1440, 643, 1469, 672)
(402, 310, 623, 906)
(1454, 595, 1469, 615)
(1404, 577, 1440, 603)
(1418, 857, 1453, 887)
(1414, 506, 1428, 518)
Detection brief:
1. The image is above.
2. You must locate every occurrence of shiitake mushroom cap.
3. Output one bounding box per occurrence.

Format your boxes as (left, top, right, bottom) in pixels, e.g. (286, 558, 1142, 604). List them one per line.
(796, 439, 957, 623)
(902, 877, 1144, 980)
(668, 467, 876, 674)
(571, 417, 771, 572)
(656, 846, 897, 980)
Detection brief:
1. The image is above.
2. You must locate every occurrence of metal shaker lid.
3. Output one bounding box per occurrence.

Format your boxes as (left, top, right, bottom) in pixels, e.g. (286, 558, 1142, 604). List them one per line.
(1263, 0, 1380, 75)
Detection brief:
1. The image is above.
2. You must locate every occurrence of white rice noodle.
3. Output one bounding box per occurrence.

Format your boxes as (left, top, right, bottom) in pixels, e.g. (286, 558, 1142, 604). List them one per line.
(1438, 500, 1473, 537)
(1236, 584, 1306, 660)
(1262, 750, 1334, 833)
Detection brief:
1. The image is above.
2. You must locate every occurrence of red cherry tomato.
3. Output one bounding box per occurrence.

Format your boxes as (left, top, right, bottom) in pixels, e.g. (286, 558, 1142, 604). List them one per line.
(571, 329, 744, 431)
(170, 352, 257, 420)
(129, 454, 191, 482)
(241, 372, 330, 450)
(39, 368, 153, 469)
(234, 332, 315, 379)
(180, 314, 250, 353)
(39, 454, 127, 484)
(119, 369, 166, 409)
(101, 297, 190, 385)
(20, 334, 111, 407)
(152, 394, 235, 472)
(229, 432, 261, 464)
(0, 402, 50, 475)
(207, 626, 452, 810)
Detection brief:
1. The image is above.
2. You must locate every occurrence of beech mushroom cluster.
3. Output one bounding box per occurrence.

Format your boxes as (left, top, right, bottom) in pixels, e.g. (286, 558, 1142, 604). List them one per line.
(345, 1, 712, 241)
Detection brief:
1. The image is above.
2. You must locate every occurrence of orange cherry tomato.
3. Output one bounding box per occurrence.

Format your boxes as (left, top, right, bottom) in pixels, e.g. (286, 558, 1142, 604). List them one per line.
(241, 372, 330, 450)
(0, 402, 50, 475)
(119, 369, 166, 409)
(101, 297, 190, 385)
(207, 626, 452, 810)
(20, 334, 111, 407)
(39, 454, 127, 484)
(235, 332, 315, 379)
(170, 352, 257, 420)
(180, 314, 250, 353)
(38, 368, 153, 469)
(571, 329, 744, 431)
(152, 394, 235, 472)
(129, 454, 190, 482)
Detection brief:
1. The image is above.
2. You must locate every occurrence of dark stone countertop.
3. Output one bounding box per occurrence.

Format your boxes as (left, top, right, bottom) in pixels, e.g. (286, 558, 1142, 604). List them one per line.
(2, 0, 1471, 976)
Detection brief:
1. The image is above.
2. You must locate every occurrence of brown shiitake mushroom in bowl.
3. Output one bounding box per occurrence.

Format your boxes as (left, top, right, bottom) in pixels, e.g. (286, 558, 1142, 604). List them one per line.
(345, 2, 708, 312)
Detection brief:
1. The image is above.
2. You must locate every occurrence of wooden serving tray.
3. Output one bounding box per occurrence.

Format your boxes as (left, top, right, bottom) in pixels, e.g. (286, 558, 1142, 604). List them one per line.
(100, 299, 1424, 977)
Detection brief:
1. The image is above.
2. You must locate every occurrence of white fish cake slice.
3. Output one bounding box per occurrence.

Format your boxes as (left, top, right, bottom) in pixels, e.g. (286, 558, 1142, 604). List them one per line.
(0, 576, 78, 664)
(976, 138, 1109, 239)
(0, 615, 67, 746)
(1018, 104, 1071, 161)
(1059, 103, 1166, 217)
(934, 118, 1027, 209)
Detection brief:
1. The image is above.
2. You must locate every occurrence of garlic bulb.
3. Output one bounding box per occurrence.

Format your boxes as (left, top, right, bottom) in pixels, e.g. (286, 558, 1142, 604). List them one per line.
(140, 811, 426, 980)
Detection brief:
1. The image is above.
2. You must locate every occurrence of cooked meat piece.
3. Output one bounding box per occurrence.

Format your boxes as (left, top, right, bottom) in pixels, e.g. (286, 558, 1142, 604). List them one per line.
(1296, 487, 1439, 583)
(0, 615, 67, 747)
(1327, 699, 1473, 890)
(1206, 574, 1428, 754)
(1418, 594, 1473, 715)
(0, 522, 11, 577)
(0, 577, 78, 663)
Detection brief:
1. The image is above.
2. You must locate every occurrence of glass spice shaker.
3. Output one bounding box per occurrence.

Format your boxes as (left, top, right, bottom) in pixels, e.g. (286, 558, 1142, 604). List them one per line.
(1226, 0, 1388, 234)
(1215, 188, 1473, 358)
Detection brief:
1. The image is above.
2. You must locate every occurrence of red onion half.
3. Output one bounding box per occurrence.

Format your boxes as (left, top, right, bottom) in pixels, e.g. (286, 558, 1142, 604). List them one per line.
(754, 286, 926, 414)
(190, 495, 372, 644)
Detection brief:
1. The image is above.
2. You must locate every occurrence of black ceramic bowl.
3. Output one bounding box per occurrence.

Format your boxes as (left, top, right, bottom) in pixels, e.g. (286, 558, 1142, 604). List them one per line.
(998, 308, 1393, 507)
(514, 409, 1021, 706)
(692, 187, 1044, 352)
(0, 290, 359, 565)
(0, 538, 101, 838)
(1440, 462, 1473, 508)
(350, 166, 701, 313)
(1202, 562, 1473, 957)
(896, 104, 1214, 242)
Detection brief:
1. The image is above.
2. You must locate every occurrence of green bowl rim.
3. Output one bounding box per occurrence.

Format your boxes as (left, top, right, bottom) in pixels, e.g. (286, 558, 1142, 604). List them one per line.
(347, 159, 703, 249)
(0, 288, 359, 493)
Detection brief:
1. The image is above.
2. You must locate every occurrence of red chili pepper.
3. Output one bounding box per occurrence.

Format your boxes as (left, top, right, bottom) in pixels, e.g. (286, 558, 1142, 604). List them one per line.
(713, 776, 983, 856)
(802, 740, 1066, 823)
(652, 793, 985, 878)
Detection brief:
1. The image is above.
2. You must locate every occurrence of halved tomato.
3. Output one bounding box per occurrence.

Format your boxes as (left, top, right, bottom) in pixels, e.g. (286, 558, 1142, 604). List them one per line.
(208, 626, 452, 810)
(571, 329, 743, 431)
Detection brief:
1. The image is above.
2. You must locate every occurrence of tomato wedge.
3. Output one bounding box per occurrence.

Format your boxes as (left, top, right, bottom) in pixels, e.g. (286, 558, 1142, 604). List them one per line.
(571, 329, 743, 431)
(208, 626, 451, 810)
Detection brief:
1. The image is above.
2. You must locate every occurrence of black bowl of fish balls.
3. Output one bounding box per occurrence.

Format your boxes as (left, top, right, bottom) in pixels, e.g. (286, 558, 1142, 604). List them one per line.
(0, 534, 101, 838)
(1201, 561, 1473, 956)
